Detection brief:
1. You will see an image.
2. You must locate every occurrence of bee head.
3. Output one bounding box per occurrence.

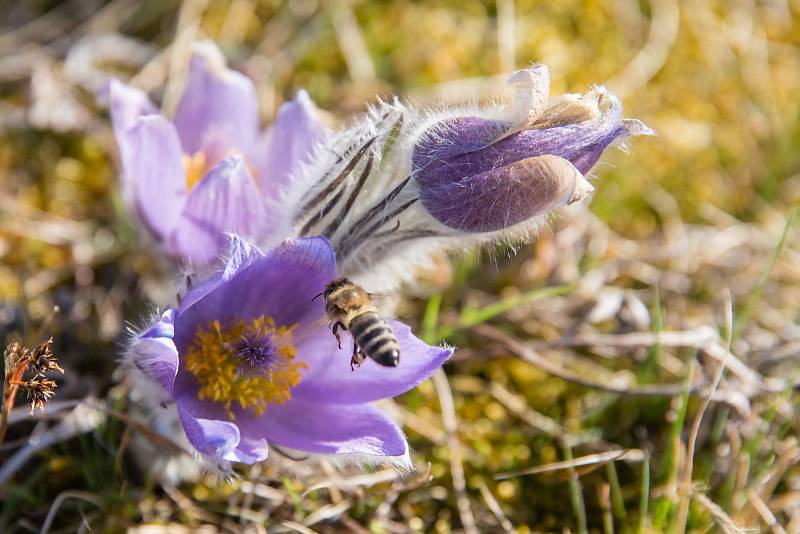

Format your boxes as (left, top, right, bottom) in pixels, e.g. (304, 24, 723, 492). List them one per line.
(323, 277, 352, 299)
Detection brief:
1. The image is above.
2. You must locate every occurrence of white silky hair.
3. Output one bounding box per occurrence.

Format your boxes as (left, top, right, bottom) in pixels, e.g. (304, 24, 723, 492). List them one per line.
(270, 64, 642, 294)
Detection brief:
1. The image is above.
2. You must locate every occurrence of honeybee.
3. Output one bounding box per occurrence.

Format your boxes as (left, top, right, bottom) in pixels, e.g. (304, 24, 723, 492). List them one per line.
(320, 278, 400, 371)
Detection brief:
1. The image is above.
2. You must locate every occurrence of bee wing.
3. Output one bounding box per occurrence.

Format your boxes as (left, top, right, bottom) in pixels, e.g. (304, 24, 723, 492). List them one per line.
(294, 316, 332, 341)
(295, 317, 348, 348)
(310, 316, 333, 330)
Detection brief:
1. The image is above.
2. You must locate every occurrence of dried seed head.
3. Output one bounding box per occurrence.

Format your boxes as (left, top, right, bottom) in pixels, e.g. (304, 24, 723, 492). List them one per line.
(4, 342, 28, 373)
(24, 378, 58, 414)
(29, 338, 63, 376)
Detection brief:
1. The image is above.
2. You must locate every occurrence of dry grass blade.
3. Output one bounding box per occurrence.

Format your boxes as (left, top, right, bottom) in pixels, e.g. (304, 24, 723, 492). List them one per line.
(433, 369, 478, 534)
(161, 0, 210, 116)
(555, 327, 717, 349)
(7, 399, 82, 425)
(279, 520, 318, 534)
(676, 290, 734, 533)
(487, 381, 565, 437)
(606, 0, 680, 97)
(237, 480, 287, 502)
(302, 468, 400, 496)
(301, 501, 352, 528)
(747, 489, 788, 534)
(478, 481, 515, 533)
(598, 483, 614, 534)
(39, 490, 102, 534)
(741, 438, 800, 525)
(476, 324, 747, 408)
(495, 449, 643, 480)
(692, 491, 747, 534)
(496, 0, 516, 72)
(162, 485, 219, 524)
(329, 2, 375, 83)
(0, 401, 106, 485)
(549, 327, 767, 391)
(339, 515, 372, 534)
(101, 408, 192, 457)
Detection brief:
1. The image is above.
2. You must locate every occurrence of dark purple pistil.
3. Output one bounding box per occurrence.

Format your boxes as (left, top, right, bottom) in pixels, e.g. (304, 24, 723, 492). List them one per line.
(231, 332, 277, 373)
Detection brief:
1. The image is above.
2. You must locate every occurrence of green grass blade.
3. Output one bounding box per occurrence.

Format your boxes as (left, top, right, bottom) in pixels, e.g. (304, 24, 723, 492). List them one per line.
(732, 208, 796, 342)
(639, 451, 650, 534)
(459, 283, 575, 328)
(606, 461, 627, 524)
(564, 444, 589, 534)
(420, 292, 443, 344)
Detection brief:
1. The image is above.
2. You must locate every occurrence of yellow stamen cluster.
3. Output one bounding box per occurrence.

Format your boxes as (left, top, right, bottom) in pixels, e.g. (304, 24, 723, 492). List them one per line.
(184, 316, 306, 418)
(182, 151, 208, 190)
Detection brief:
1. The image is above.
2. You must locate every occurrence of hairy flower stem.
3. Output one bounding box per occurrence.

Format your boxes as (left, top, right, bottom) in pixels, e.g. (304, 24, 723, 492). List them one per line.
(335, 176, 414, 260)
(0, 359, 30, 445)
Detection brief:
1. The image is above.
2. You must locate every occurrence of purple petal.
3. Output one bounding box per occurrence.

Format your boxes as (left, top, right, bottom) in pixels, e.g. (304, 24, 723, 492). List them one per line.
(250, 90, 329, 193)
(419, 155, 593, 233)
(173, 237, 335, 353)
(177, 393, 268, 463)
(170, 156, 269, 263)
(174, 42, 259, 162)
(413, 115, 631, 187)
(260, 398, 407, 457)
(128, 310, 179, 395)
(178, 234, 265, 314)
(292, 320, 452, 404)
(108, 79, 157, 134)
(121, 116, 187, 241)
(141, 309, 177, 339)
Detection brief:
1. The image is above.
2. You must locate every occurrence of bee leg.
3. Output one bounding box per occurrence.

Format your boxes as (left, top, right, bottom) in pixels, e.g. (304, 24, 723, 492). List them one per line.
(332, 321, 345, 350)
(350, 341, 365, 372)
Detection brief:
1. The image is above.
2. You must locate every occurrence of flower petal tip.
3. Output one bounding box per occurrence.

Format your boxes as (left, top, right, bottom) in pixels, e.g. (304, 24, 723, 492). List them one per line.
(190, 40, 229, 77)
(506, 64, 549, 88)
(569, 177, 594, 206)
(623, 118, 656, 137)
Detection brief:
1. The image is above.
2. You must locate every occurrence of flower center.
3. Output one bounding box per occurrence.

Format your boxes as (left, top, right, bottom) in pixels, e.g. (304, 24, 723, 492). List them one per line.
(182, 151, 209, 190)
(231, 331, 277, 371)
(181, 150, 260, 190)
(184, 316, 306, 418)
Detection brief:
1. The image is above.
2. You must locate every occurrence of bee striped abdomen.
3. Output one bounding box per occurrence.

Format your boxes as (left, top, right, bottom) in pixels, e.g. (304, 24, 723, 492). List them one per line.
(350, 312, 400, 367)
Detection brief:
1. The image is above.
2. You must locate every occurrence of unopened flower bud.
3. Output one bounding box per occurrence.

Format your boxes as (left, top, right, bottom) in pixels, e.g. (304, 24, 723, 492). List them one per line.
(411, 66, 651, 233)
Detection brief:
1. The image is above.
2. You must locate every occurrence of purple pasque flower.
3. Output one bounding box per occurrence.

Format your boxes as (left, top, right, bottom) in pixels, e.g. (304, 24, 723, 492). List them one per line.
(109, 41, 328, 264)
(411, 65, 652, 233)
(126, 235, 451, 466)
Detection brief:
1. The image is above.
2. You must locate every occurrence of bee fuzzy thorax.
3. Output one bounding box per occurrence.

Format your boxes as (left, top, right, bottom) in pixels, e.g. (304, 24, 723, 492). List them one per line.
(323, 278, 400, 369)
(323, 278, 374, 326)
